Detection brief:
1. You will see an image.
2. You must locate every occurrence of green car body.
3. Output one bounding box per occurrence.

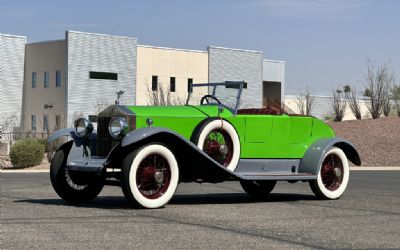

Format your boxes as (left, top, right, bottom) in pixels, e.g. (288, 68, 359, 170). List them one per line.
(130, 105, 335, 159)
(48, 81, 361, 209)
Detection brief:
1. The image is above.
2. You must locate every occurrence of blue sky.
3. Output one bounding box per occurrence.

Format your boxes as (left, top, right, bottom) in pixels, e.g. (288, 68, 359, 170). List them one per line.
(1, 0, 399, 95)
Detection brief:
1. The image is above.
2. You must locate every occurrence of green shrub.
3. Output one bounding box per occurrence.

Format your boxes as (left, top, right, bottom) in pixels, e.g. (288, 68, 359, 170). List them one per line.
(9, 139, 45, 168)
(37, 138, 48, 152)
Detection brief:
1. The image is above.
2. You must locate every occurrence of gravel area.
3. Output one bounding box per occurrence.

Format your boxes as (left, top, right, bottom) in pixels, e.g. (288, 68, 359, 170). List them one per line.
(328, 117, 400, 166)
(0, 154, 13, 169)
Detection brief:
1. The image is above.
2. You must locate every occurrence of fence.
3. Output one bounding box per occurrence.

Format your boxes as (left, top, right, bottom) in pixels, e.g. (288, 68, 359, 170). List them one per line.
(0, 132, 49, 143)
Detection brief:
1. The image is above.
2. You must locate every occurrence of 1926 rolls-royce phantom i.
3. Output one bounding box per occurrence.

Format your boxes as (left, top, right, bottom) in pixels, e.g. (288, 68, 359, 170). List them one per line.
(48, 81, 361, 208)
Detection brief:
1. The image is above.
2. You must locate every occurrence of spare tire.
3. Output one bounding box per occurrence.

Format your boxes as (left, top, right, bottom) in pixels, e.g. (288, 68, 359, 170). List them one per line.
(192, 118, 240, 171)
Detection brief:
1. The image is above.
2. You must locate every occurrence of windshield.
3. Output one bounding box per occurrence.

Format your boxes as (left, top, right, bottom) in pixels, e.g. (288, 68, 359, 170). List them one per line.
(186, 81, 245, 112)
(186, 81, 297, 115)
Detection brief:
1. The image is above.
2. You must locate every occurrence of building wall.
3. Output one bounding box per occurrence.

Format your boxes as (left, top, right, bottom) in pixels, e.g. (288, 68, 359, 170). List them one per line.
(66, 31, 137, 125)
(136, 45, 209, 105)
(23, 40, 66, 132)
(0, 34, 26, 133)
(7, 30, 286, 135)
(285, 95, 371, 120)
(208, 46, 263, 108)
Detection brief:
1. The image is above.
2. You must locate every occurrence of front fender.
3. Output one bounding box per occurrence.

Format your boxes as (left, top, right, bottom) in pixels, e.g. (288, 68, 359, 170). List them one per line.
(120, 127, 179, 147)
(298, 137, 361, 175)
(47, 128, 75, 143)
(111, 127, 235, 182)
(48, 128, 96, 148)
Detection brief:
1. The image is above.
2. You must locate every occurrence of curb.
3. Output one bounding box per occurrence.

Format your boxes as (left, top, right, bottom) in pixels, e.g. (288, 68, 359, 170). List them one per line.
(0, 169, 50, 173)
(350, 167, 400, 171)
(1, 167, 399, 174)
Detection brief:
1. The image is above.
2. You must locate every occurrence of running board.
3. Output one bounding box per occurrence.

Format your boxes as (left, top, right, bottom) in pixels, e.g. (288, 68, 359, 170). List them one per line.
(234, 171, 316, 181)
(233, 159, 317, 181)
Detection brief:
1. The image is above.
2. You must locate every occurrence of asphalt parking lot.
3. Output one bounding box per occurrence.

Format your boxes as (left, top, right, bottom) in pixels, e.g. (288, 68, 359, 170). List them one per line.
(1, 171, 400, 249)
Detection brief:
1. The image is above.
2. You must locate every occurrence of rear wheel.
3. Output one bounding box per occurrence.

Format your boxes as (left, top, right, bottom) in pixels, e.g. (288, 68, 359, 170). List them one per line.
(309, 147, 349, 199)
(240, 180, 277, 198)
(192, 118, 240, 171)
(50, 143, 104, 203)
(121, 144, 179, 209)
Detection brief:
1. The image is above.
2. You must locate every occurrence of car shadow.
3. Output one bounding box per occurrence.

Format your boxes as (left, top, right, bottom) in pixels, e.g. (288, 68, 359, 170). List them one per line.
(14, 192, 316, 209)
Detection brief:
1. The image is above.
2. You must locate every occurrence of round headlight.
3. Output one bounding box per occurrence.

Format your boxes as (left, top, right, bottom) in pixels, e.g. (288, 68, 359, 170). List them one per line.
(74, 118, 93, 137)
(108, 117, 127, 138)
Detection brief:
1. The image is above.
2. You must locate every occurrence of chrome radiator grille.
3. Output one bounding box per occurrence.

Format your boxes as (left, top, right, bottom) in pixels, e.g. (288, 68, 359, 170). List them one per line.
(96, 116, 112, 156)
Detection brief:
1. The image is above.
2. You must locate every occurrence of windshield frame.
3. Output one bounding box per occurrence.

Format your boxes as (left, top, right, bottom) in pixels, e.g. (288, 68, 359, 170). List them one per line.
(185, 81, 247, 115)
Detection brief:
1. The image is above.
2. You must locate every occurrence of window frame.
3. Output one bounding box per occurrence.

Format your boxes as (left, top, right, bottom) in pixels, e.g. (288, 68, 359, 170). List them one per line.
(32, 72, 37, 88)
(89, 71, 118, 80)
(187, 78, 193, 93)
(31, 115, 36, 131)
(55, 70, 61, 88)
(43, 115, 48, 132)
(44, 71, 49, 88)
(152, 75, 158, 91)
(170, 77, 176, 92)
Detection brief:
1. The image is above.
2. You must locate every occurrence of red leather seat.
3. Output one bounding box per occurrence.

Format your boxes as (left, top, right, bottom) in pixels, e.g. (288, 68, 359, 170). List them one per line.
(237, 107, 282, 115)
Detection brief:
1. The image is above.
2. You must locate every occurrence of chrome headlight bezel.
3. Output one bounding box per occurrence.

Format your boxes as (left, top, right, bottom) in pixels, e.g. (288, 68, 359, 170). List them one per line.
(108, 117, 128, 138)
(74, 118, 93, 138)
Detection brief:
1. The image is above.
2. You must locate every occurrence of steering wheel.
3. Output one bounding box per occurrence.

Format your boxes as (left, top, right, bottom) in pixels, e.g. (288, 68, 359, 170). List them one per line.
(200, 95, 222, 105)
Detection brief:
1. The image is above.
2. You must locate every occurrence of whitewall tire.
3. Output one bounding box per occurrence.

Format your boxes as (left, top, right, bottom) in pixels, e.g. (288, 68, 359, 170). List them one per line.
(121, 144, 179, 209)
(309, 147, 350, 200)
(193, 119, 240, 171)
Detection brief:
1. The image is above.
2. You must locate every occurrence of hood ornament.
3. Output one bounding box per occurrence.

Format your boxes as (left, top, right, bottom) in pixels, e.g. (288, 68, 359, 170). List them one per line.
(115, 90, 125, 105)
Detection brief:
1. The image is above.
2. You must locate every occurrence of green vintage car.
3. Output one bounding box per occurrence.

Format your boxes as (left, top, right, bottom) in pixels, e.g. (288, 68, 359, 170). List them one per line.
(48, 81, 361, 208)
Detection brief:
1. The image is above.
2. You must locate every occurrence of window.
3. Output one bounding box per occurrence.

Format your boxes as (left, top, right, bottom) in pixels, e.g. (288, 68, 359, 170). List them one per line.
(56, 71, 61, 88)
(55, 115, 61, 130)
(32, 72, 37, 88)
(187, 78, 193, 93)
(44, 71, 49, 88)
(152, 75, 158, 91)
(43, 115, 48, 132)
(89, 71, 118, 80)
(31, 115, 36, 131)
(170, 77, 176, 92)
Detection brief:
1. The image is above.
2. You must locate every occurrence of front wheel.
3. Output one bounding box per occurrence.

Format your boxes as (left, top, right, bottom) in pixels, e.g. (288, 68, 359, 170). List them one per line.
(309, 147, 350, 200)
(50, 142, 104, 203)
(121, 144, 179, 209)
(240, 180, 277, 198)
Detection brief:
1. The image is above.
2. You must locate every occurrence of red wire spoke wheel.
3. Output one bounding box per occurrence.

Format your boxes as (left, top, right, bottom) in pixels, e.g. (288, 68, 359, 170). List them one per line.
(309, 147, 349, 200)
(135, 154, 171, 199)
(320, 154, 344, 191)
(193, 118, 240, 171)
(122, 144, 179, 208)
(203, 129, 234, 167)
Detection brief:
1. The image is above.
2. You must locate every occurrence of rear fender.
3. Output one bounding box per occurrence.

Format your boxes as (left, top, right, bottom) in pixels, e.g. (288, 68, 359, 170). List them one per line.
(298, 137, 361, 175)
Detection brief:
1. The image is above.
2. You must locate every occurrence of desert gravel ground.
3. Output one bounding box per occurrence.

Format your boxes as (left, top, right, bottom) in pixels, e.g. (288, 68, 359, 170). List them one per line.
(329, 117, 400, 166)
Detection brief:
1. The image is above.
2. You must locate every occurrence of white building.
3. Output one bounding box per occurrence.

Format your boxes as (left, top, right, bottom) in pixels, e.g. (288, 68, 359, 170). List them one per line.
(0, 31, 285, 133)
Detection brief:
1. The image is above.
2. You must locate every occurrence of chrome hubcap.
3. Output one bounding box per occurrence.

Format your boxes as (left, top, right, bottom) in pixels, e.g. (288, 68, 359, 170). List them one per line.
(154, 171, 164, 185)
(334, 167, 342, 178)
(219, 145, 228, 155)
